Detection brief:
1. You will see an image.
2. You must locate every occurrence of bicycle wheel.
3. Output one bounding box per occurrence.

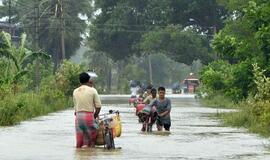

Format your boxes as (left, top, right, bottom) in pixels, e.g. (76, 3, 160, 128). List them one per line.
(147, 124, 152, 132)
(104, 130, 115, 149)
(146, 117, 152, 132)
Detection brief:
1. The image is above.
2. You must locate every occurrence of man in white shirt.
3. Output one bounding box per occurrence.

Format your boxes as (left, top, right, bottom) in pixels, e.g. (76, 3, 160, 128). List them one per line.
(73, 72, 101, 148)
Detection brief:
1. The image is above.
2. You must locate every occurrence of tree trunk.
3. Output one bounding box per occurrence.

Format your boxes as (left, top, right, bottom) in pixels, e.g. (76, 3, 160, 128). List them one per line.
(35, 58, 40, 92)
(148, 54, 153, 83)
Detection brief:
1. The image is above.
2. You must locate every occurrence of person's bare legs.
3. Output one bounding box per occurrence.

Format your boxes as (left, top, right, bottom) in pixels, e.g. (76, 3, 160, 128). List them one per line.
(157, 124, 163, 131)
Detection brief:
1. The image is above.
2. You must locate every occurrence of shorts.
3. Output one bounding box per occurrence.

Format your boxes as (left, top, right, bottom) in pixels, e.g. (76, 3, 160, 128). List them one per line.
(156, 117, 171, 131)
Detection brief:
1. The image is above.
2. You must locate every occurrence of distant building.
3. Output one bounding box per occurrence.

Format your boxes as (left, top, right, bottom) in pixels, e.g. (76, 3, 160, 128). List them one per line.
(182, 73, 199, 94)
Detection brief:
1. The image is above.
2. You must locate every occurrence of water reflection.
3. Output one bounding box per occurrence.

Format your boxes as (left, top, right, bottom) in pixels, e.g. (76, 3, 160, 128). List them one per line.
(74, 147, 122, 160)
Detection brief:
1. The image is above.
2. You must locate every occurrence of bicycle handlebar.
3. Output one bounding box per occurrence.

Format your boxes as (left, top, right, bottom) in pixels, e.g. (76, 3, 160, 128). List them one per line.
(98, 110, 120, 121)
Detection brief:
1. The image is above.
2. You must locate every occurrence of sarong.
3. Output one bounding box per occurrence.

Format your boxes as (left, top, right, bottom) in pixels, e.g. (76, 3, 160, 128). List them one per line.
(75, 112, 97, 148)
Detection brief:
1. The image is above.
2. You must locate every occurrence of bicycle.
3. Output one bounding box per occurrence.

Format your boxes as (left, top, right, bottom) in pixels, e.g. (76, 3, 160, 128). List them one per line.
(97, 110, 120, 149)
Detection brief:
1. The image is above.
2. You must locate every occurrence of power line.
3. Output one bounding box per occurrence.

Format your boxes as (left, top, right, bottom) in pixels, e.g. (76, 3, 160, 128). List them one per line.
(18, 25, 206, 35)
(15, 0, 36, 8)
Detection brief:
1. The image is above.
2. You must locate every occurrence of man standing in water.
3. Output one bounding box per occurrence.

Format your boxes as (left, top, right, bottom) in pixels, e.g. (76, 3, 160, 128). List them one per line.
(149, 86, 171, 131)
(73, 72, 101, 148)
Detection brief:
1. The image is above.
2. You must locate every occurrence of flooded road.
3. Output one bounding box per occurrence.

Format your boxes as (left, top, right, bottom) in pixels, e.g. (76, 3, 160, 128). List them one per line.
(0, 95, 270, 160)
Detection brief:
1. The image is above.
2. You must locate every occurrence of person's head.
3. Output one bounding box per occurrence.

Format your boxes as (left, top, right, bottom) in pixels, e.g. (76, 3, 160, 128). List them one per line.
(158, 86, 166, 99)
(79, 72, 91, 86)
(146, 85, 152, 94)
(151, 88, 157, 98)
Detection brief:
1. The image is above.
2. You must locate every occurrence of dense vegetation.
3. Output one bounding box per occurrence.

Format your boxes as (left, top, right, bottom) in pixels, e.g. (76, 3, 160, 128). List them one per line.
(200, 0, 270, 136)
(0, 0, 93, 69)
(0, 32, 84, 126)
(86, 0, 227, 92)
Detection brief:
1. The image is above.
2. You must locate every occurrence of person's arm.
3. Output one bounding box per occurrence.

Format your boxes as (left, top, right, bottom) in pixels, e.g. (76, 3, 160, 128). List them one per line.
(73, 92, 77, 116)
(94, 108, 101, 119)
(148, 98, 156, 108)
(143, 95, 150, 104)
(158, 99, 171, 117)
(93, 89, 102, 118)
(158, 110, 169, 117)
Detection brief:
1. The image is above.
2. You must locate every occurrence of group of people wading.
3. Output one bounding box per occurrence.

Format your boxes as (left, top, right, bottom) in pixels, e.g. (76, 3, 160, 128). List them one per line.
(72, 72, 172, 148)
(130, 82, 172, 132)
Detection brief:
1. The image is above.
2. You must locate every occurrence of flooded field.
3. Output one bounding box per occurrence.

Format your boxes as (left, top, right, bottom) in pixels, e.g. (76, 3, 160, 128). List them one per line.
(0, 95, 270, 160)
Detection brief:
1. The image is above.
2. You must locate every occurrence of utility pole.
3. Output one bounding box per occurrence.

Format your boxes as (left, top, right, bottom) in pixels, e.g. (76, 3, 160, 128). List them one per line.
(8, 0, 11, 23)
(148, 54, 153, 83)
(106, 55, 112, 93)
(8, 0, 11, 33)
(60, 0, 66, 60)
(34, 0, 40, 92)
(212, 26, 218, 60)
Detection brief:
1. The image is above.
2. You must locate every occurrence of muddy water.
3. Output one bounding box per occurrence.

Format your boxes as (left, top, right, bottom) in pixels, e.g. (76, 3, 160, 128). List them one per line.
(0, 95, 270, 160)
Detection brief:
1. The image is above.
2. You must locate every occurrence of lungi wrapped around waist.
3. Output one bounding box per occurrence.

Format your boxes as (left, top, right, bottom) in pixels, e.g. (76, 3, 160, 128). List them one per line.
(75, 111, 98, 148)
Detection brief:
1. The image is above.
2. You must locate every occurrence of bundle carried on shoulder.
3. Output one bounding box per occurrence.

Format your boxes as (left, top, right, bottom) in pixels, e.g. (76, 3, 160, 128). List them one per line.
(141, 105, 152, 115)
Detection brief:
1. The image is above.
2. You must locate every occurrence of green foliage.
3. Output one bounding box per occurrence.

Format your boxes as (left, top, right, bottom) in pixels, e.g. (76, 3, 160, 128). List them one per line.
(0, 32, 50, 86)
(140, 26, 211, 65)
(0, 89, 69, 126)
(0, 0, 93, 65)
(200, 60, 255, 101)
(252, 64, 270, 101)
(121, 64, 147, 82)
(118, 63, 147, 93)
(83, 50, 113, 93)
(89, 0, 226, 62)
(221, 100, 270, 137)
(115, 53, 200, 93)
(0, 59, 76, 126)
(200, 94, 235, 109)
(212, 33, 240, 63)
(202, 0, 270, 102)
(55, 60, 85, 96)
(200, 60, 232, 94)
(213, 0, 270, 65)
(0, 31, 78, 126)
(0, 83, 12, 100)
(245, 1, 270, 64)
(217, 64, 270, 137)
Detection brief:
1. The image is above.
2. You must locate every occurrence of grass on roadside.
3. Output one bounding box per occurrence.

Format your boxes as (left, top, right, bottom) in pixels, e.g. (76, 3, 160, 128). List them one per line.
(199, 94, 235, 109)
(0, 90, 72, 126)
(217, 100, 270, 137)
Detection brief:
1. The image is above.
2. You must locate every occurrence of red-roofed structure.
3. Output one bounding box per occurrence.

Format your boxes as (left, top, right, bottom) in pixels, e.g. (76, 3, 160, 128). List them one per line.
(183, 73, 199, 94)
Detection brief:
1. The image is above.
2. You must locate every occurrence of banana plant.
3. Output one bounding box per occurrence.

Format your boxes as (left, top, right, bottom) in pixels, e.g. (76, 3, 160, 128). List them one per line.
(0, 31, 51, 87)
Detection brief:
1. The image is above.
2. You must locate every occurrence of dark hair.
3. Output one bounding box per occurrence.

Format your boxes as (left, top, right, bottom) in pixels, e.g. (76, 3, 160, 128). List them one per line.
(151, 88, 157, 93)
(158, 86, 166, 92)
(79, 72, 90, 84)
(146, 85, 152, 90)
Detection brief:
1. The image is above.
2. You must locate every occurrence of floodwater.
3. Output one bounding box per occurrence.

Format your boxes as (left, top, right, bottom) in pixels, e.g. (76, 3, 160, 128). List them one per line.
(0, 95, 270, 160)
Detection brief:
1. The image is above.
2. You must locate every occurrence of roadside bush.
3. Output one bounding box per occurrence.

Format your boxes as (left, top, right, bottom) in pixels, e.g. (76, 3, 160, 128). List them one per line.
(200, 60, 255, 102)
(200, 94, 235, 108)
(220, 64, 270, 136)
(0, 60, 76, 126)
(0, 89, 70, 126)
(55, 60, 85, 96)
(221, 100, 270, 136)
(200, 60, 233, 96)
